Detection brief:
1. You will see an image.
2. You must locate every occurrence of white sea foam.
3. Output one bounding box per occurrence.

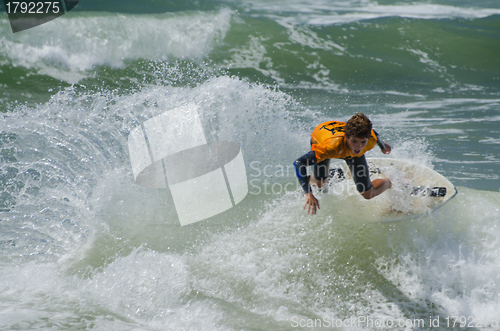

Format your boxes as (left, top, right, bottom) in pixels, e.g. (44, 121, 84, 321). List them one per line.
(0, 74, 310, 262)
(0, 75, 309, 328)
(0, 9, 232, 82)
(390, 98, 500, 110)
(2, 64, 500, 330)
(240, 0, 500, 25)
(188, 186, 500, 327)
(378, 188, 500, 324)
(0, 250, 232, 331)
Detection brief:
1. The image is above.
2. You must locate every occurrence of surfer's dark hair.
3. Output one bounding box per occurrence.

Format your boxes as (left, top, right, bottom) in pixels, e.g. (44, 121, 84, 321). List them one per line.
(345, 113, 372, 139)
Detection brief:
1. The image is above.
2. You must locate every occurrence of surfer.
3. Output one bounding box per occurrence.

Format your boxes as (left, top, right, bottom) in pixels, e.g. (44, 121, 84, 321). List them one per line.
(294, 113, 392, 214)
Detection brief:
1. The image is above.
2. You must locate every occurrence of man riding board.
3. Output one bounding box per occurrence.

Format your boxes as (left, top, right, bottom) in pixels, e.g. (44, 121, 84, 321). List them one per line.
(294, 113, 392, 215)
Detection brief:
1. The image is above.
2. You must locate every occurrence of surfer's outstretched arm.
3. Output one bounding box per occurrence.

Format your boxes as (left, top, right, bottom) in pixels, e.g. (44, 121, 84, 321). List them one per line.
(381, 143, 391, 154)
(374, 130, 391, 154)
(294, 151, 316, 194)
(294, 151, 320, 214)
(304, 192, 320, 215)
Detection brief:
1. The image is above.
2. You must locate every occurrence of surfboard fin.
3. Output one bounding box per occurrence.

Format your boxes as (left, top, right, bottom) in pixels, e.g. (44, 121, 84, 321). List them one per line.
(411, 186, 447, 197)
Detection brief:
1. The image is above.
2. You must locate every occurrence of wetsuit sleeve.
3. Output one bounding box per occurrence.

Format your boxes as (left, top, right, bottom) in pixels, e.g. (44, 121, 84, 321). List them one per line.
(293, 151, 316, 193)
(373, 130, 386, 150)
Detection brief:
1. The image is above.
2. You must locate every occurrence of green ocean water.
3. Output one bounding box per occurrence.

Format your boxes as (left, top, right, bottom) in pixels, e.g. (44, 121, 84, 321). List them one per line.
(1, 0, 500, 330)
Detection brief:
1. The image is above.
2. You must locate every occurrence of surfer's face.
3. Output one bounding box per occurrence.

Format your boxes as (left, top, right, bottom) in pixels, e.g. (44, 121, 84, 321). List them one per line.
(346, 136, 368, 155)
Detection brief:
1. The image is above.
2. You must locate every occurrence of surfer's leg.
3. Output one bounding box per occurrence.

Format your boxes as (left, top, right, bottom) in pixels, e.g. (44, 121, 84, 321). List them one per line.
(344, 155, 371, 192)
(344, 155, 391, 199)
(360, 178, 391, 199)
(311, 159, 330, 188)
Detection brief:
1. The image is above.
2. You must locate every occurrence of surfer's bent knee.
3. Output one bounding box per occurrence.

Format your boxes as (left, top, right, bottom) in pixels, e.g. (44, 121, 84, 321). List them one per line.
(344, 155, 372, 194)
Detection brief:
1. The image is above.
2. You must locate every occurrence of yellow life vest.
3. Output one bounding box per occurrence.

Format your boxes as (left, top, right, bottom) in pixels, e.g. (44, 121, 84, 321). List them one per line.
(311, 121, 378, 162)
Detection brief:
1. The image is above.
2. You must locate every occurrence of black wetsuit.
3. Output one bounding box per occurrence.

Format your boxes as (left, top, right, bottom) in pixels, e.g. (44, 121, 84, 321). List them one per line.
(294, 131, 386, 194)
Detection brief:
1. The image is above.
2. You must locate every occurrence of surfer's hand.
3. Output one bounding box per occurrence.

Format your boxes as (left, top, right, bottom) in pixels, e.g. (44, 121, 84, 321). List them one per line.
(304, 193, 320, 215)
(382, 143, 392, 154)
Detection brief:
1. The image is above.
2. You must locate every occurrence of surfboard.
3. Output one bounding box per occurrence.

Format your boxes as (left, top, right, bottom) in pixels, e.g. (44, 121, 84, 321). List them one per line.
(326, 158, 457, 222)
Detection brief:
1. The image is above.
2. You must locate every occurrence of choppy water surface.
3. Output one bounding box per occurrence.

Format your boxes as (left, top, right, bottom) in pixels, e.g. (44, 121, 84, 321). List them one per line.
(1, 0, 500, 330)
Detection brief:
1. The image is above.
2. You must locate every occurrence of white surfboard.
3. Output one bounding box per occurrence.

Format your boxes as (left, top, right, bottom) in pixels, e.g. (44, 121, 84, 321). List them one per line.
(327, 158, 457, 222)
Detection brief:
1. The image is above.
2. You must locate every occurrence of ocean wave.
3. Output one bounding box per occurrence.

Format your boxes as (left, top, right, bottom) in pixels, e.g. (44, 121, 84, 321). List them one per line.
(0, 9, 232, 82)
(240, 1, 500, 25)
